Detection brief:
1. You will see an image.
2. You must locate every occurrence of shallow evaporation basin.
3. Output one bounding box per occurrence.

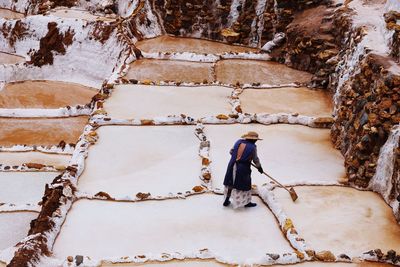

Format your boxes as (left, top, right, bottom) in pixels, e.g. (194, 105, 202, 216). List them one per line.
(47, 8, 115, 21)
(239, 87, 333, 117)
(136, 35, 259, 54)
(104, 84, 232, 120)
(215, 59, 313, 85)
(0, 52, 25, 65)
(275, 186, 400, 257)
(205, 124, 345, 189)
(77, 126, 201, 198)
(53, 195, 293, 263)
(0, 172, 59, 204)
(0, 151, 70, 167)
(0, 8, 24, 19)
(126, 59, 214, 83)
(0, 80, 98, 109)
(101, 259, 228, 266)
(0, 117, 89, 147)
(0, 212, 37, 251)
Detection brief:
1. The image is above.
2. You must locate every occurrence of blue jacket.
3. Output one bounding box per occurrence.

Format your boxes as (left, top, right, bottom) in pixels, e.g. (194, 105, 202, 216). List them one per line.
(223, 139, 261, 191)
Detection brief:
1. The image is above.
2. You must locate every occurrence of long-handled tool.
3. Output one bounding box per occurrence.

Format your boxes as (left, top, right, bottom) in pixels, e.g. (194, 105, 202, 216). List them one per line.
(252, 163, 298, 202)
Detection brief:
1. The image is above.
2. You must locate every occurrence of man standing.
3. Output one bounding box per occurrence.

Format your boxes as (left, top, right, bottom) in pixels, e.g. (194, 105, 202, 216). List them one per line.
(223, 131, 263, 208)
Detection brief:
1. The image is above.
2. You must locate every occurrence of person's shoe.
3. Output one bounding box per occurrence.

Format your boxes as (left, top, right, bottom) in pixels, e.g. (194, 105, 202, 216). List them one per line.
(223, 200, 231, 207)
(245, 202, 257, 208)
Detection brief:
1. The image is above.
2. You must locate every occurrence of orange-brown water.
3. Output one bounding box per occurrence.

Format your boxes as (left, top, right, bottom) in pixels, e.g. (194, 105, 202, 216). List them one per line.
(0, 80, 97, 108)
(239, 87, 333, 116)
(0, 52, 25, 64)
(126, 59, 214, 83)
(136, 35, 258, 54)
(0, 8, 24, 19)
(215, 59, 313, 85)
(0, 117, 88, 146)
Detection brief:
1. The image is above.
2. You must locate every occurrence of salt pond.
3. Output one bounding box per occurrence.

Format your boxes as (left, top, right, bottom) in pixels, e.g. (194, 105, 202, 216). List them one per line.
(136, 35, 258, 54)
(104, 85, 232, 119)
(215, 59, 312, 85)
(126, 59, 214, 83)
(101, 260, 227, 267)
(0, 117, 88, 146)
(48, 8, 115, 21)
(0, 151, 70, 167)
(239, 87, 333, 117)
(275, 186, 400, 257)
(53, 195, 293, 263)
(0, 80, 97, 109)
(206, 124, 345, 189)
(0, 172, 58, 204)
(0, 8, 24, 19)
(0, 212, 37, 250)
(0, 52, 24, 65)
(77, 126, 201, 197)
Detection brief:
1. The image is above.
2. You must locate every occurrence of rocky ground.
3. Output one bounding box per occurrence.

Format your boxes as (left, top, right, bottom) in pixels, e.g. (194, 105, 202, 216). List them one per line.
(0, 0, 399, 267)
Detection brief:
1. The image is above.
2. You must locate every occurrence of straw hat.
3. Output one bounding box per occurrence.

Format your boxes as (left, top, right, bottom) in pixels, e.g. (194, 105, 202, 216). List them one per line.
(241, 131, 262, 140)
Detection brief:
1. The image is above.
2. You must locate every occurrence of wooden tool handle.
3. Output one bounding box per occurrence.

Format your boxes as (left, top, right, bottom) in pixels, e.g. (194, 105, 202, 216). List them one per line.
(251, 163, 291, 194)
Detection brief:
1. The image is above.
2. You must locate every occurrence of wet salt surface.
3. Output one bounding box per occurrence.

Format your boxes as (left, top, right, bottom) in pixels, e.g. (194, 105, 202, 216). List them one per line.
(101, 261, 391, 267)
(0, 117, 88, 146)
(78, 126, 201, 197)
(0, 52, 24, 65)
(101, 260, 227, 266)
(240, 87, 333, 117)
(206, 124, 345, 189)
(275, 186, 400, 257)
(0, 8, 24, 19)
(136, 35, 258, 54)
(0, 172, 58, 204)
(0, 151, 70, 167)
(48, 8, 115, 21)
(105, 85, 232, 119)
(272, 263, 393, 267)
(53, 195, 293, 262)
(215, 59, 312, 85)
(126, 59, 214, 83)
(0, 212, 37, 250)
(0, 80, 97, 109)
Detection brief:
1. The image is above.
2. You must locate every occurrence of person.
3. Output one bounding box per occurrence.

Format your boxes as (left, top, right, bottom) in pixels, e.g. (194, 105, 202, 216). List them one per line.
(223, 131, 264, 208)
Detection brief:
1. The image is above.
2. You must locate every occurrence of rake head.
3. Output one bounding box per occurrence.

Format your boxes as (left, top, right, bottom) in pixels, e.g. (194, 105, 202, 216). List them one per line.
(289, 187, 298, 202)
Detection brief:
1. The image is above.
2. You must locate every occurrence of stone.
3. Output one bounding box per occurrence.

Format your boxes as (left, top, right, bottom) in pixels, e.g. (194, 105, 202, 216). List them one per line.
(136, 192, 151, 200)
(140, 119, 155, 125)
(386, 249, 397, 262)
(75, 255, 83, 266)
(266, 253, 280, 260)
(192, 186, 204, 192)
(94, 191, 114, 200)
(24, 163, 46, 169)
(283, 218, 293, 233)
(315, 250, 336, 261)
(202, 172, 211, 180)
(67, 256, 73, 262)
(216, 114, 229, 120)
(338, 253, 351, 260)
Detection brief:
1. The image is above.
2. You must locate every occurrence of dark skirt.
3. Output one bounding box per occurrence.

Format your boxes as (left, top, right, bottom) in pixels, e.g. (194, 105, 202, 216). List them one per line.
(223, 160, 252, 191)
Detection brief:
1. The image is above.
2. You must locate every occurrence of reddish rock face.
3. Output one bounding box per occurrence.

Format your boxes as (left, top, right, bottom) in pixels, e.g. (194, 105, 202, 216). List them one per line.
(29, 22, 75, 67)
(0, 20, 28, 47)
(270, 4, 339, 88)
(332, 53, 400, 189)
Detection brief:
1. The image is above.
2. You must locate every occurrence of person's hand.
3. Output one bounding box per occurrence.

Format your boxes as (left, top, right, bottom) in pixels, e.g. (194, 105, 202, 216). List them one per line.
(257, 166, 264, 174)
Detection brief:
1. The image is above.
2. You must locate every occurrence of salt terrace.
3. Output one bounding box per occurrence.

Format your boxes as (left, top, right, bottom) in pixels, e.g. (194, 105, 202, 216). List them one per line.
(0, 1, 399, 267)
